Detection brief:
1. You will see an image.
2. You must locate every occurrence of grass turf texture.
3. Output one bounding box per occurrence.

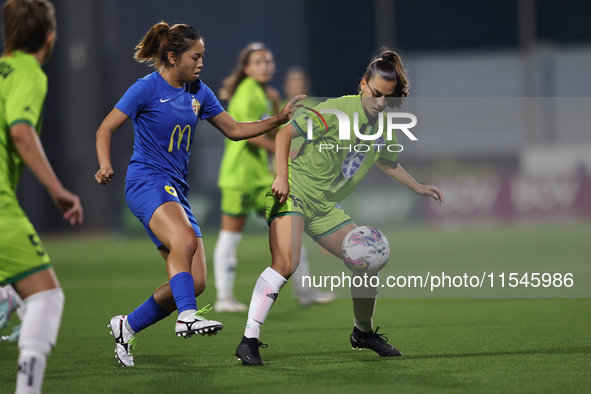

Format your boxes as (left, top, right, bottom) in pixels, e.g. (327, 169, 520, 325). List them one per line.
(1, 223, 590, 393)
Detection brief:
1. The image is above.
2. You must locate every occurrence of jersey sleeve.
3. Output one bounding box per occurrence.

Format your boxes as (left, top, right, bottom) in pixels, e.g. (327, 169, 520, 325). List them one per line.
(5, 70, 47, 128)
(114, 78, 151, 119)
(198, 83, 224, 120)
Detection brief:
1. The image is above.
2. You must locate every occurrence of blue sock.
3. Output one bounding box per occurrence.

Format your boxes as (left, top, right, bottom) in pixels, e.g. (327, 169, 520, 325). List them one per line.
(169, 272, 196, 314)
(127, 295, 172, 333)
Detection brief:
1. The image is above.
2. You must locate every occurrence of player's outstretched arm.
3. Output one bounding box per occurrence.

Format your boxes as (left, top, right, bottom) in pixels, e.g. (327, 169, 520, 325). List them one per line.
(376, 161, 445, 205)
(95, 108, 129, 185)
(10, 123, 84, 225)
(207, 95, 305, 142)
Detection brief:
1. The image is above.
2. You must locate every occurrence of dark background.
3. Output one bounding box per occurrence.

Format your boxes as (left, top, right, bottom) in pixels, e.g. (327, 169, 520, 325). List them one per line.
(4, 0, 590, 233)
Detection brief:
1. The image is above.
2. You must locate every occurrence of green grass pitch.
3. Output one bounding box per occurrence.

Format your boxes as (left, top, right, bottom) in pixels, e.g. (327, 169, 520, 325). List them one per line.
(1, 223, 590, 393)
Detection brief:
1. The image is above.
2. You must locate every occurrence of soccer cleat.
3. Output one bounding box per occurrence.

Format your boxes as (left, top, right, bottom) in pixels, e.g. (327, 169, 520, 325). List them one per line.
(350, 326, 402, 357)
(108, 315, 136, 367)
(1, 323, 21, 342)
(0, 294, 18, 331)
(214, 296, 248, 313)
(235, 336, 268, 365)
(298, 289, 337, 308)
(175, 304, 223, 338)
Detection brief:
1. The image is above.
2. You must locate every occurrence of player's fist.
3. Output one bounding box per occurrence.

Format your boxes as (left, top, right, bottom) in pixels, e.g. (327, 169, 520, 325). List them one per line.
(272, 175, 290, 204)
(95, 166, 114, 185)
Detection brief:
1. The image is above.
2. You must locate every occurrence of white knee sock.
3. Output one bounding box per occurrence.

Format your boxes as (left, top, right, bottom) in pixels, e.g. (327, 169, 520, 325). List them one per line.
(16, 349, 46, 394)
(214, 230, 242, 300)
(244, 267, 287, 339)
(291, 245, 311, 298)
(6, 285, 26, 320)
(16, 288, 64, 394)
(351, 274, 379, 333)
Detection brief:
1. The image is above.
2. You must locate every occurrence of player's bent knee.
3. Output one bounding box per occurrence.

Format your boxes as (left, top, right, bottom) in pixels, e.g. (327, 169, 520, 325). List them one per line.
(170, 232, 198, 256)
(18, 288, 64, 355)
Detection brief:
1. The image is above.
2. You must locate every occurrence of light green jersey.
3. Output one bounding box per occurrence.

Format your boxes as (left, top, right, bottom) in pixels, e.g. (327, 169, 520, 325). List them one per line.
(290, 95, 399, 212)
(0, 51, 47, 198)
(217, 77, 274, 189)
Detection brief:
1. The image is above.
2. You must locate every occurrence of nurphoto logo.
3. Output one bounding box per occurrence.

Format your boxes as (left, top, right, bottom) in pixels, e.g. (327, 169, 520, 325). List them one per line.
(304, 108, 418, 152)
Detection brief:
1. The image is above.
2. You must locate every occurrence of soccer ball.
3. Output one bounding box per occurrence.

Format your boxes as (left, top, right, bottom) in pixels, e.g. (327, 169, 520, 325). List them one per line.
(341, 226, 390, 275)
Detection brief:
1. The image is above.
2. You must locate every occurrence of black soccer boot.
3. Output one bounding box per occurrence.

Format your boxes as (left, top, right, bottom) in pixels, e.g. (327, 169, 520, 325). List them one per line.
(235, 336, 268, 365)
(350, 326, 402, 357)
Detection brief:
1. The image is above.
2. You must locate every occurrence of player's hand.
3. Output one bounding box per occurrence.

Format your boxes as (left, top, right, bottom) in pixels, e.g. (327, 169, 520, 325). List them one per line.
(277, 95, 306, 124)
(272, 175, 290, 204)
(95, 166, 114, 185)
(49, 186, 84, 225)
(415, 185, 445, 205)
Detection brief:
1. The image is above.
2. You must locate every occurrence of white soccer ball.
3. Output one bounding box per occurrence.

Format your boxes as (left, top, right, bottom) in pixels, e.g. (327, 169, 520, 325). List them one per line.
(341, 226, 390, 275)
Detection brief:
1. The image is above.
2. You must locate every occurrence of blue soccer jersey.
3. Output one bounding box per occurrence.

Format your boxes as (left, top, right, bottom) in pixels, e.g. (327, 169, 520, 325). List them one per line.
(115, 72, 224, 189)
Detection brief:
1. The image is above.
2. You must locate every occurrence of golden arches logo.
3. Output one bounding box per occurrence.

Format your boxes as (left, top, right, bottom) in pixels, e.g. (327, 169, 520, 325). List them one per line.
(165, 185, 177, 197)
(168, 124, 191, 152)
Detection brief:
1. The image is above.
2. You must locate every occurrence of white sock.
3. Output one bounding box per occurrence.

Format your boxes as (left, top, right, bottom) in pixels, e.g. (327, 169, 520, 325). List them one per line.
(16, 349, 46, 394)
(6, 285, 26, 320)
(214, 230, 242, 300)
(18, 288, 64, 354)
(351, 274, 379, 333)
(178, 309, 198, 320)
(244, 267, 287, 339)
(17, 288, 64, 394)
(291, 245, 312, 298)
(124, 318, 136, 338)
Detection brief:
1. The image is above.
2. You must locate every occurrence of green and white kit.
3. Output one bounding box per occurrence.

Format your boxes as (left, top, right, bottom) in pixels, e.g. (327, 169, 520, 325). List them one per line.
(0, 51, 51, 285)
(266, 95, 399, 240)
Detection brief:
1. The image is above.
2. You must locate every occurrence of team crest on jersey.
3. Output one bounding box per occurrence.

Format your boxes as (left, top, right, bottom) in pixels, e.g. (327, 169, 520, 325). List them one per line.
(341, 152, 366, 179)
(374, 137, 386, 151)
(165, 185, 177, 197)
(191, 98, 200, 115)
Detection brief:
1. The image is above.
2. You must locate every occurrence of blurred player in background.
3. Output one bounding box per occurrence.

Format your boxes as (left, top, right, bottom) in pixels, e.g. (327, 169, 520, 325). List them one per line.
(282, 66, 311, 107)
(281, 66, 314, 156)
(0, 0, 84, 392)
(235, 50, 445, 365)
(95, 22, 302, 367)
(214, 44, 331, 312)
(214, 42, 278, 312)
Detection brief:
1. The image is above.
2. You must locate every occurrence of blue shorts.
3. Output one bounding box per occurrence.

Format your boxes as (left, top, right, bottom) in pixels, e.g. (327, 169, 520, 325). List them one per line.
(125, 176, 202, 249)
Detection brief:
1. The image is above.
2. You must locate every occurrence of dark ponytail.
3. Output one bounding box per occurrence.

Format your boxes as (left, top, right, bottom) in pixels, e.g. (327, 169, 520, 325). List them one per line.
(134, 21, 203, 70)
(359, 49, 410, 108)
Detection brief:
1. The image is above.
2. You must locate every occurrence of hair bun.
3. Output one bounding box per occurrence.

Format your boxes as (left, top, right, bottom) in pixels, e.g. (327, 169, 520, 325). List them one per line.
(381, 51, 396, 62)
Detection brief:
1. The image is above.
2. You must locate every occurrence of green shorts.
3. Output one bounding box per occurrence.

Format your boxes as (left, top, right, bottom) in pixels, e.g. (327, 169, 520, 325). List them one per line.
(265, 186, 353, 241)
(0, 204, 51, 286)
(220, 187, 268, 217)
